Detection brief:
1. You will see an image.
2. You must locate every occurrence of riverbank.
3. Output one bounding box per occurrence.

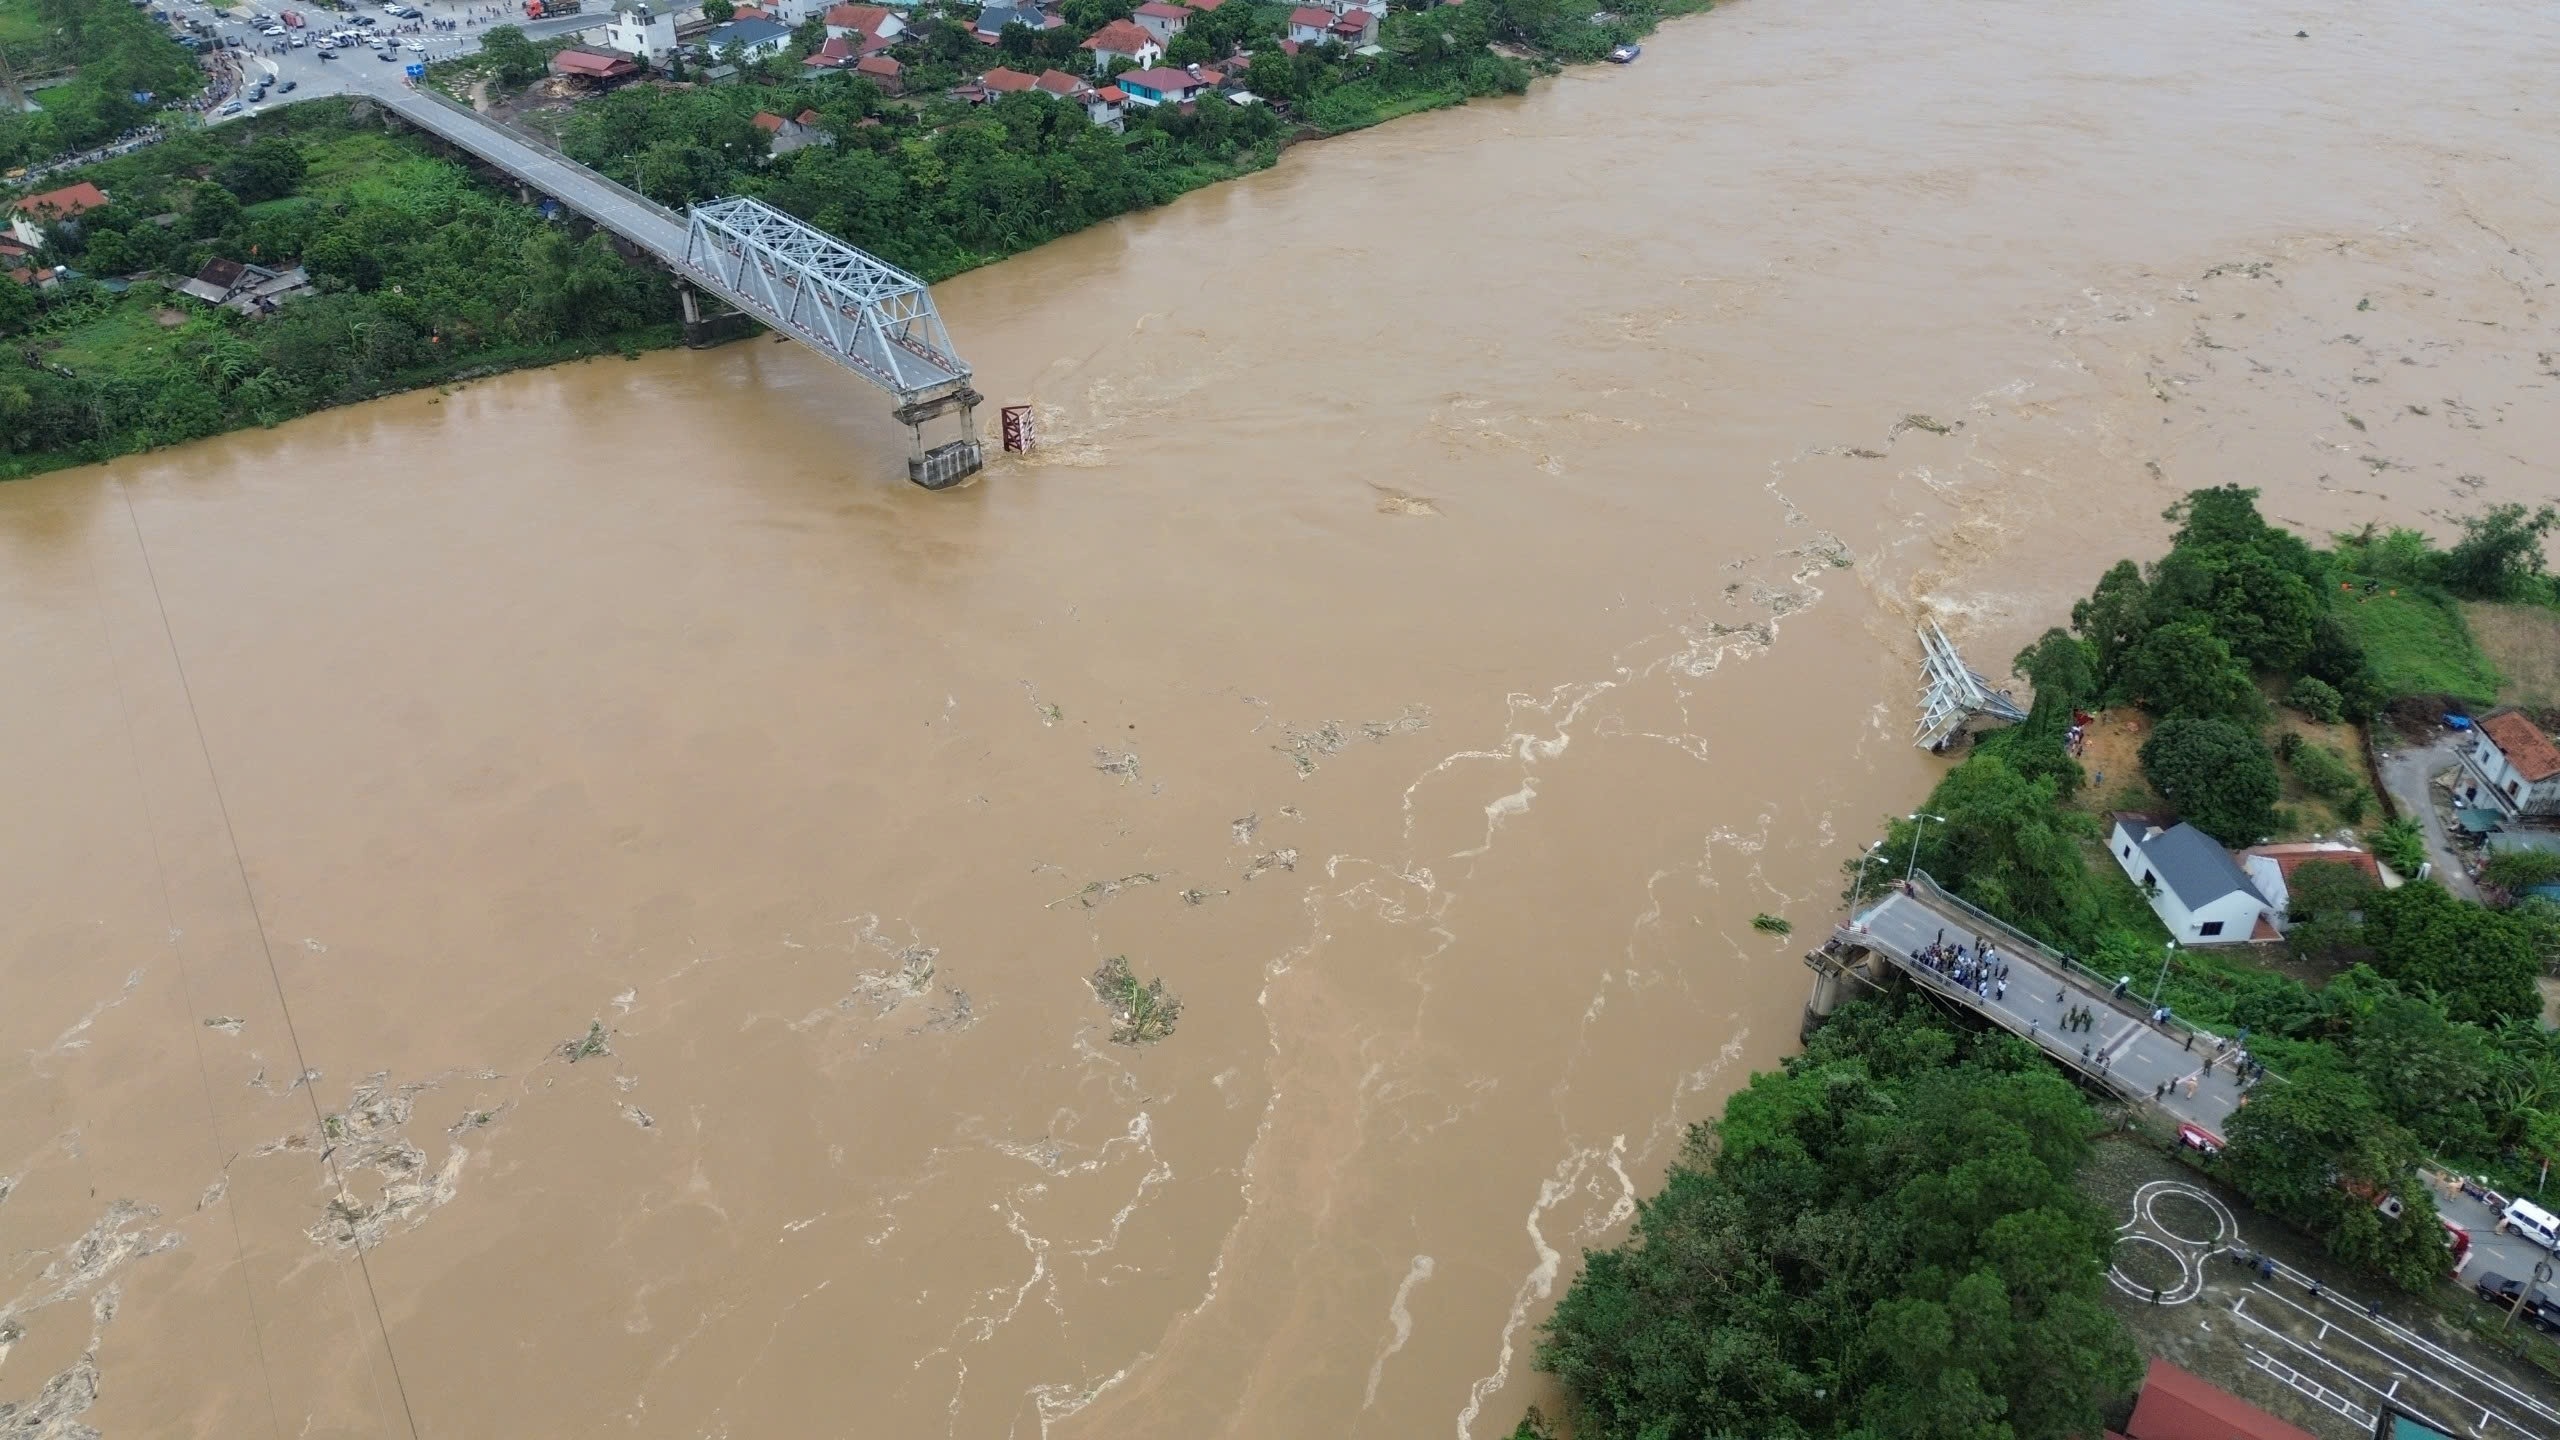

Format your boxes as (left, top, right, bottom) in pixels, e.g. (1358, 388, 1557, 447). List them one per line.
(6, 0, 2559, 1433)
(2, 0, 1711, 481)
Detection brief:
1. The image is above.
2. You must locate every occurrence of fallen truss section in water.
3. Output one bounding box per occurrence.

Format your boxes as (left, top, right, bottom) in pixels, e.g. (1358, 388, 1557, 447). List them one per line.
(1914, 617, 2028, 748)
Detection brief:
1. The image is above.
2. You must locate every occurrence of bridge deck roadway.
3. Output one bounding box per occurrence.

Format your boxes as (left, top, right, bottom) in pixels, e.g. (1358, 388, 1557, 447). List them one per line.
(1844, 888, 2253, 1135)
(354, 78, 971, 399)
(356, 77, 692, 263)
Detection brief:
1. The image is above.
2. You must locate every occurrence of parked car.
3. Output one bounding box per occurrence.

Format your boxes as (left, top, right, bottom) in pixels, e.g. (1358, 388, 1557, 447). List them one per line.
(2473, 1272, 2560, 1333)
(279, 79, 297, 91)
(219, 98, 243, 113)
(260, 23, 283, 33)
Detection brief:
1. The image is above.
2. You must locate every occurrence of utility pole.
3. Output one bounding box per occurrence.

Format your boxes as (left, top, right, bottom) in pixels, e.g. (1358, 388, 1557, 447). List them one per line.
(0, 46, 29, 115)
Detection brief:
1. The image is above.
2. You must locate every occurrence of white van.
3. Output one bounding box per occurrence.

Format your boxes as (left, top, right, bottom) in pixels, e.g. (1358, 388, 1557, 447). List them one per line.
(2503, 1198, 2560, 1252)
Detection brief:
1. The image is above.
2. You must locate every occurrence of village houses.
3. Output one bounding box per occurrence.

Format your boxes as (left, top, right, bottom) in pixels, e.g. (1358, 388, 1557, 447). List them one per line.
(2456, 708, 2560, 819)
(1131, 2, 1189, 42)
(701, 16, 794, 59)
(2108, 814, 2274, 945)
(603, 0, 678, 62)
(1079, 18, 1162, 73)
(8, 181, 110, 250)
(821, 2, 906, 48)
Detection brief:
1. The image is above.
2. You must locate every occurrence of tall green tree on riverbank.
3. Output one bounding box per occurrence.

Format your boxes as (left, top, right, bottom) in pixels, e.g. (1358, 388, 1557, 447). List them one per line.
(1534, 995, 2140, 1440)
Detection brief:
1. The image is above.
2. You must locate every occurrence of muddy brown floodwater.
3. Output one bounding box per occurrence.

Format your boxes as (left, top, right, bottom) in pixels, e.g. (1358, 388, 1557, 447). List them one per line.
(6, 0, 2559, 1434)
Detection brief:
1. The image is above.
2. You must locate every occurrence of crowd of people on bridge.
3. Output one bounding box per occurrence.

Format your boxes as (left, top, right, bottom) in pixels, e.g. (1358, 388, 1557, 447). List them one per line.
(1914, 932, 2009, 1002)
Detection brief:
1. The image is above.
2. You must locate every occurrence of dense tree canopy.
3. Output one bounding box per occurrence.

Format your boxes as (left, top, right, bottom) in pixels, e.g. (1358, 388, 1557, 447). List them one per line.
(2359, 880, 2542, 1027)
(2139, 716, 2279, 846)
(2119, 622, 2262, 725)
(0, 0, 203, 167)
(1536, 995, 2139, 1440)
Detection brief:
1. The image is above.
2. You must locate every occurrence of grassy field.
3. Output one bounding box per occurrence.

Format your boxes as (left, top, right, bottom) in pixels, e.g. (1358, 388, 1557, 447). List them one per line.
(43, 287, 212, 371)
(0, 0, 53, 61)
(2326, 582, 2501, 703)
(2468, 601, 2560, 709)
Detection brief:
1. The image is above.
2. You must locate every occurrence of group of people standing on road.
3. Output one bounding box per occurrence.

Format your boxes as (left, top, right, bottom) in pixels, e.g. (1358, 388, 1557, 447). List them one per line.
(1915, 931, 2009, 1002)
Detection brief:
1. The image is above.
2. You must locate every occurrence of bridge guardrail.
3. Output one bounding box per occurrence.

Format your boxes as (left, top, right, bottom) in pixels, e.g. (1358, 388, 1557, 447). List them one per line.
(390, 84, 686, 235)
(1856, 872, 2271, 1078)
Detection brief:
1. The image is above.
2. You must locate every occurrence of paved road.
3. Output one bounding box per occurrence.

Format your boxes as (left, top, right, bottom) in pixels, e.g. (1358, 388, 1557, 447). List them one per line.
(2376, 733, 2485, 901)
(344, 78, 690, 260)
(1849, 887, 2261, 1134)
(2428, 1171, 2560, 1287)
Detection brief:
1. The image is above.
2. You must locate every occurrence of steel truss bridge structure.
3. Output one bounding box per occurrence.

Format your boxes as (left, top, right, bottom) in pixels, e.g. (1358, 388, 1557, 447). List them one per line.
(366, 80, 982, 488)
(1913, 617, 2028, 748)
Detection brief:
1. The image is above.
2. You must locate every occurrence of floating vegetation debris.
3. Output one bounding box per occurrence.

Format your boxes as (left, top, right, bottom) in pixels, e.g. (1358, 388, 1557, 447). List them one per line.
(1090, 956, 1182, 1045)
(1242, 848, 1299, 881)
(1020, 680, 1063, 726)
(564, 1021, 610, 1063)
(1844, 447, 1885, 459)
(1893, 413, 1954, 436)
(1180, 887, 1230, 907)
(1274, 706, 1431, 777)
(1751, 913, 1793, 935)
(1093, 747, 1142, 782)
(1048, 873, 1164, 910)
(202, 1015, 244, 1033)
(2200, 259, 2274, 281)
(1231, 813, 1258, 845)
(838, 916, 944, 1015)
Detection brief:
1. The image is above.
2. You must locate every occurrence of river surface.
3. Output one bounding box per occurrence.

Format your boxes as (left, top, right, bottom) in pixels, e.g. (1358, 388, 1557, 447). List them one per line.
(6, 0, 2559, 1434)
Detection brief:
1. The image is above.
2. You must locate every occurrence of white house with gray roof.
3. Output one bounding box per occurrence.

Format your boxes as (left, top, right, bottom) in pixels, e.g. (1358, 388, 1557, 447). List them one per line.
(2109, 814, 2272, 945)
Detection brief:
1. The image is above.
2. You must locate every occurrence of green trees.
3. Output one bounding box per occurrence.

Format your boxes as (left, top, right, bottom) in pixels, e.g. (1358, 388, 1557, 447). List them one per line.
(2121, 621, 2262, 723)
(2139, 717, 2279, 846)
(1891, 752, 2104, 945)
(214, 138, 310, 205)
(2360, 881, 2542, 1027)
(2440, 503, 2559, 601)
(2285, 675, 2344, 723)
(2221, 1053, 2452, 1293)
(2283, 858, 2376, 964)
(476, 23, 551, 87)
(1536, 995, 2139, 1440)
(0, 0, 203, 168)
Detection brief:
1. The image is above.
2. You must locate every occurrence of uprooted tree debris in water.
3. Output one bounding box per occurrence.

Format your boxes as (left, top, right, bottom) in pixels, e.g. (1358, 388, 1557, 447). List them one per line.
(1090, 956, 1182, 1046)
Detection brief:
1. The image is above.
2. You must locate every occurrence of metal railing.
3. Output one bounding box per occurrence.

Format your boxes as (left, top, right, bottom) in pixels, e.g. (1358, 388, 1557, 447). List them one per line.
(1847, 871, 2275, 1080)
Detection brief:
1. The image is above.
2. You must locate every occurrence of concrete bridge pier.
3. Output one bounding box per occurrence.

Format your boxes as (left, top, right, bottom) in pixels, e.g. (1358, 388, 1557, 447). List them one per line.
(894, 386, 986, 490)
(674, 280, 756, 349)
(1801, 940, 1892, 1041)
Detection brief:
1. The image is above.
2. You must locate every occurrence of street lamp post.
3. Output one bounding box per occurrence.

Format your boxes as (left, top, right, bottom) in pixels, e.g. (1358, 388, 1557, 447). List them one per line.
(1904, 813, 1946, 886)
(2151, 941, 2176, 1008)
(1853, 839, 1887, 903)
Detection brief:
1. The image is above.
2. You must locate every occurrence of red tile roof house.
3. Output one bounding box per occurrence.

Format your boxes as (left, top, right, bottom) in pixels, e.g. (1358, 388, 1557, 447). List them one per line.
(803, 34, 861, 68)
(1328, 7, 1377, 45)
(548, 46, 641, 84)
(1284, 5, 1333, 45)
(2458, 706, 2560, 818)
(1079, 17, 1161, 73)
(820, 2, 904, 49)
(1114, 64, 1210, 107)
(2239, 840, 2381, 934)
(8, 181, 110, 249)
(977, 65, 1041, 95)
(751, 109, 830, 154)
(853, 52, 904, 92)
(2116, 1358, 2316, 1440)
(1131, 1, 1189, 42)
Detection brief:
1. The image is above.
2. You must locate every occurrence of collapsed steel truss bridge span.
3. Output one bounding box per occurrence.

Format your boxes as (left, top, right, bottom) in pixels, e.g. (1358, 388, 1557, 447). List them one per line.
(368, 80, 983, 487)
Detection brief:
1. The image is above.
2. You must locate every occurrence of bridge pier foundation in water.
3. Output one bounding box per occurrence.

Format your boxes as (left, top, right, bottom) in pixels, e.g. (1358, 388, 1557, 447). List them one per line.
(895, 386, 986, 490)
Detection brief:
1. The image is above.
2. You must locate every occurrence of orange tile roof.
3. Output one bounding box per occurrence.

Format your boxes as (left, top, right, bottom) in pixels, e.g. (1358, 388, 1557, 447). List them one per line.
(2126, 1359, 2317, 1440)
(12, 181, 109, 219)
(1080, 18, 1153, 51)
(2482, 709, 2560, 782)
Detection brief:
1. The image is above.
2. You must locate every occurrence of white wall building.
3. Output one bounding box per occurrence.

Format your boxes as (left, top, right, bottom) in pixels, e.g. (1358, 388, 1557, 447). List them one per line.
(2457, 708, 2560, 818)
(2109, 815, 2272, 946)
(605, 0, 677, 61)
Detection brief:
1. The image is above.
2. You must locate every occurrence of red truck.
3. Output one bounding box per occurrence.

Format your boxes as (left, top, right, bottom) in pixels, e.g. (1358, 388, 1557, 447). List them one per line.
(280, 8, 304, 24)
